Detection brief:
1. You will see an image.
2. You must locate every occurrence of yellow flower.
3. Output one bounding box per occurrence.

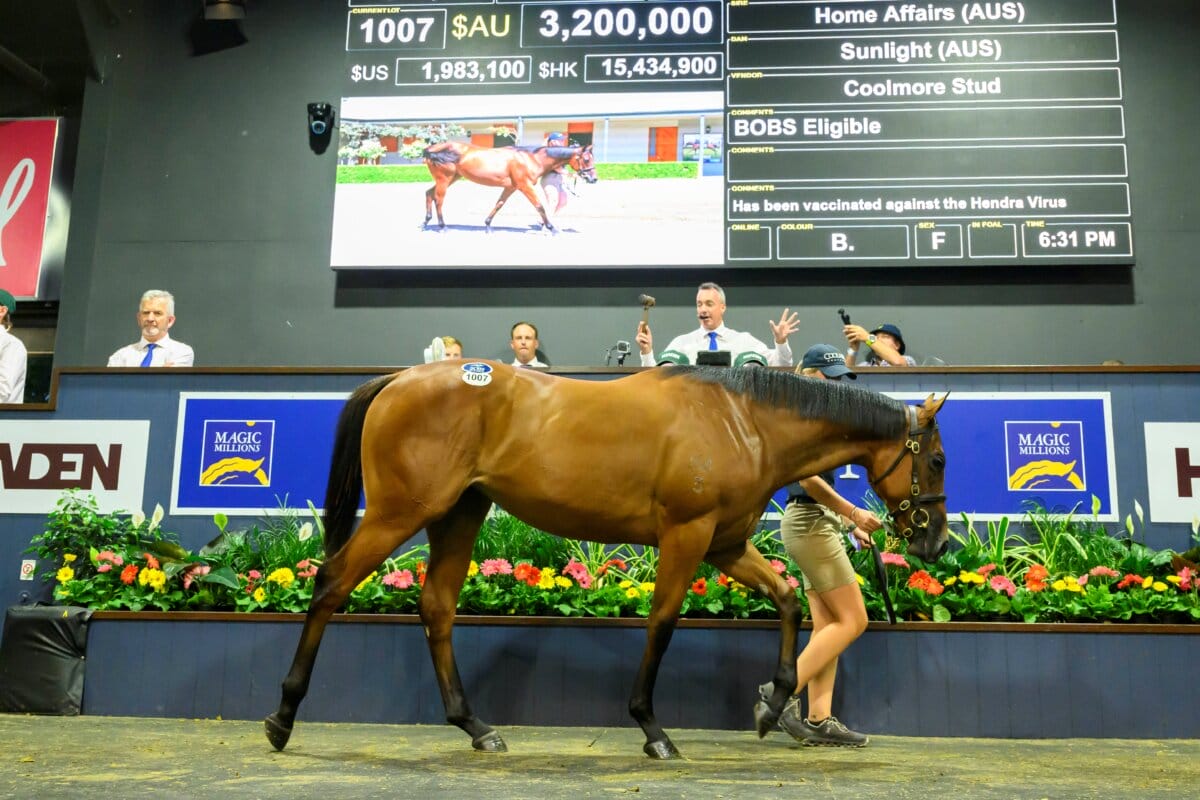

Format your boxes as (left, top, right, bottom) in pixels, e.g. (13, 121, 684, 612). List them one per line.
(355, 571, 377, 592)
(254, 587, 267, 603)
(1166, 575, 1182, 585)
(63, 553, 77, 563)
(959, 571, 985, 584)
(1142, 576, 1154, 589)
(267, 568, 295, 589)
(619, 580, 633, 589)
(625, 587, 640, 599)
(1152, 581, 1167, 592)
(1065, 581, 1083, 593)
(554, 576, 571, 589)
(138, 568, 167, 592)
(639, 582, 655, 593)
(1052, 579, 1067, 591)
(541, 567, 557, 579)
(537, 570, 556, 590)
(468, 560, 479, 577)
(855, 574, 866, 586)
(944, 576, 957, 586)
(56, 566, 75, 583)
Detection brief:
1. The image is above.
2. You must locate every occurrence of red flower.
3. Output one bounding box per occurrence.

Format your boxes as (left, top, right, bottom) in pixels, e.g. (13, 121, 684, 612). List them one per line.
(1117, 573, 1144, 590)
(691, 578, 707, 596)
(142, 553, 160, 570)
(977, 563, 997, 576)
(1024, 564, 1049, 591)
(120, 564, 139, 585)
(596, 558, 627, 577)
(717, 574, 730, 587)
(1178, 567, 1195, 591)
(906, 569, 944, 596)
(513, 563, 541, 587)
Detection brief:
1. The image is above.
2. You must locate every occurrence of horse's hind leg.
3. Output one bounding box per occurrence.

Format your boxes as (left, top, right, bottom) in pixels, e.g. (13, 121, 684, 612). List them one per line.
(514, 182, 557, 234)
(706, 542, 801, 737)
(265, 508, 430, 750)
(483, 188, 516, 231)
(419, 488, 503, 751)
(628, 523, 711, 759)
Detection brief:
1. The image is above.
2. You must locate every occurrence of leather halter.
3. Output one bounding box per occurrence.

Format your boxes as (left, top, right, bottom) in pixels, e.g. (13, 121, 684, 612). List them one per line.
(869, 405, 945, 539)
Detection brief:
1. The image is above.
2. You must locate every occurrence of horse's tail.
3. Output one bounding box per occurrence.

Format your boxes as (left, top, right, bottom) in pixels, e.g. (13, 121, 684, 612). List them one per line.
(422, 142, 461, 165)
(322, 373, 398, 556)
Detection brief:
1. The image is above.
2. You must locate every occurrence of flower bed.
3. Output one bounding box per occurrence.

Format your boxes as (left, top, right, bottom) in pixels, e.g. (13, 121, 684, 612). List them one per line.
(28, 492, 1200, 624)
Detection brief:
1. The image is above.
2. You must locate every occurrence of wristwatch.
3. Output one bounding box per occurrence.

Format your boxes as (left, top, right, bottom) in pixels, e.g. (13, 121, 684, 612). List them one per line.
(866, 334, 877, 346)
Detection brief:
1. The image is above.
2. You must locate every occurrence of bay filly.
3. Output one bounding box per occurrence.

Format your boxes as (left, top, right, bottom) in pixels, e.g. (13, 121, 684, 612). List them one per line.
(422, 141, 597, 233)
(266, 362, 949, 759)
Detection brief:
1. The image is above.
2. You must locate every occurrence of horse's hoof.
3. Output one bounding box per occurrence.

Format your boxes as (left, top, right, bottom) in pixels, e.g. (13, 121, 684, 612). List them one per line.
(264, 713, 293, 751)
(471, 730, 508, 752)
(643, 739, 681, 760)
(754, 700, 781, 739)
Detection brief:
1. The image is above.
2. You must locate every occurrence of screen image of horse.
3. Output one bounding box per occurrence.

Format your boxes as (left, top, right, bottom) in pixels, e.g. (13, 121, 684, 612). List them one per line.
(421, 141, 597, 234)
(265, 362, 949, 759)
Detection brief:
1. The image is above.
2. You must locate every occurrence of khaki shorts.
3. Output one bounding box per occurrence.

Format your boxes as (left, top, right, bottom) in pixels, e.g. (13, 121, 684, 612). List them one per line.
(779, 502, 856, 594)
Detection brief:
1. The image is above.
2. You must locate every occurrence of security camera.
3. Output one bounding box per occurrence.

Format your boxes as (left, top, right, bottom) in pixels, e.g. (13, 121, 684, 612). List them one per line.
(308, 102, 334, 136)
(307, 103, 335, 154)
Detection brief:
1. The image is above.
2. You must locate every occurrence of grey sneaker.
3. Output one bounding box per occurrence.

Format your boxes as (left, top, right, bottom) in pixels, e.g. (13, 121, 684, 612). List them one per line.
(795, 715, 869, 747)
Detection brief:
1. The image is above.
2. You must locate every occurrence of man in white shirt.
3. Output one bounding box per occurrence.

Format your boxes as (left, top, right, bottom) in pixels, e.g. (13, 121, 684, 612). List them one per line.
(0, 288, 27, 404)
(636, 282, 799, 367)
(107, 290, 195, 367)
(510, 321, 548, 368)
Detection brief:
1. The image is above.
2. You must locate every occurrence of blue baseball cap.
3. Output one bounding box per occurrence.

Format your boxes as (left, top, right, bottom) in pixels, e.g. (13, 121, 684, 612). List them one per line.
(800, 344, 856, 379)
(870, 323, 906, 354)
(547, 131, 566, 143)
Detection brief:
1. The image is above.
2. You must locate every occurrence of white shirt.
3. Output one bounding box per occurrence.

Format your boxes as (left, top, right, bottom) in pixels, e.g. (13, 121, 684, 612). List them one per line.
(640, 324, 792, 368)
(0, 327, 28, 403)
(512, 358, 548, 368)
(107, 334, 195, 367)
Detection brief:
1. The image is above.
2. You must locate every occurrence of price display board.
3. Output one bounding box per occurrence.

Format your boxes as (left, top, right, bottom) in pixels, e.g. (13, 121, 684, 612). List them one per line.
(332, 0, 1132, 269)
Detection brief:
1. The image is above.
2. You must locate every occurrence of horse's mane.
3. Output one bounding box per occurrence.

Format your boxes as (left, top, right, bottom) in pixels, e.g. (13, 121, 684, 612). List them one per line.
(666, 366, 907, 439)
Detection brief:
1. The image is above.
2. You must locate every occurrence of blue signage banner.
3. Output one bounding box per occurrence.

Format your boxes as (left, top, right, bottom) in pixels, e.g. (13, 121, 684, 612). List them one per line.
(171, 393, 351, 515)
(174, 391, 1116, 521)
(829, 392, 1117, 521)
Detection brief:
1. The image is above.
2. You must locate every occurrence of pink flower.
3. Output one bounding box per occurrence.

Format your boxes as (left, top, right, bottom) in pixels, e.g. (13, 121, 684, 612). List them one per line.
(1179, 567, 1195, 591)
(247, 570, 262, 581)
(1077, 574, 1089, 587)
(769, 559, 787, 575)
(142, 553, 161, 570)
(989, 575, 1017, 597)
(786, 575, 800, 589)
(382, 569, 414, 589)
(182, 563, 211, 591)
(881, 552, 910, 569)
(97, 564, 112, 573)
(480, 558, 513, 577)
(1089, 566, 1119, 578)
(561, 560, 592, 588)
(977, 563, 997, 576)
(296, 559, 318, 579)
(96, 550, 123, 566)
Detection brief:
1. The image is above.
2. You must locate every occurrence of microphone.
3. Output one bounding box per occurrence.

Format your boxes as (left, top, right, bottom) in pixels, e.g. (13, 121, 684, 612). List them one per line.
(605, 340, 632, 366)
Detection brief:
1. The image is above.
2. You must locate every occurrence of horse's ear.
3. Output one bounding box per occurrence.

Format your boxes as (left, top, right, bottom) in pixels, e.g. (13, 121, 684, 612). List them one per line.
(925, 392, 949, 416)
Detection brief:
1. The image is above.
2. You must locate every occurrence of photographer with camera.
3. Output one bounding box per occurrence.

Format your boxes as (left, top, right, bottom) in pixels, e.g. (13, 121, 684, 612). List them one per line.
(636, 282, 799, 367)
(840, 310, 915, 367)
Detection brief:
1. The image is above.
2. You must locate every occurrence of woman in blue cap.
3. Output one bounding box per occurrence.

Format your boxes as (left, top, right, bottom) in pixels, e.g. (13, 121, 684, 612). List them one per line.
(843, 321, 916, 367)
(0, 288, 27, 404)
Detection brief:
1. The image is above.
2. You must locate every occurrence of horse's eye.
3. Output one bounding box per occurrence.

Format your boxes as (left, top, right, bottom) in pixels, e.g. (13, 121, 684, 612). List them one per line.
(931, 454, 946, 472)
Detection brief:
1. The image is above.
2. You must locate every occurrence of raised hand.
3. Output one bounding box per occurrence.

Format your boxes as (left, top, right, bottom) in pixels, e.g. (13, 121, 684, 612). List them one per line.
(769, 308, 800, 344)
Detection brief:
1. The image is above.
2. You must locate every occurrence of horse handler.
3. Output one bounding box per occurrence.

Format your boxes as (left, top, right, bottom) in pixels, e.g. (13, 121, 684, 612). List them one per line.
(540, 132, 570, 214)
(758, 344, 883, 747)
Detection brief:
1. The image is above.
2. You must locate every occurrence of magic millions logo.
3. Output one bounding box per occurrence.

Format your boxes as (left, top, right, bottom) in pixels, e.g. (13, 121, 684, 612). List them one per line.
(1004, 421, 1086, 491)
(199, 420, 275, 487)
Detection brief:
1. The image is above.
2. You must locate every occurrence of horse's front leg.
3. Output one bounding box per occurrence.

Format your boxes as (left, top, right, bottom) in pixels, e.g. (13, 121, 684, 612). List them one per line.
(629, 524, 711, 759)
(420, 491, 504, 751)
(484, 187, 516, 231)
(514, 181, 557, 234)
(265, 514, 400, 750)
(423, 184, 438, 228)
(707, 541, 801, 737)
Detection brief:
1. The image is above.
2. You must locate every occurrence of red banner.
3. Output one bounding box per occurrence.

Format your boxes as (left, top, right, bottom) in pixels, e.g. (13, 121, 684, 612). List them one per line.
(0, 119, 59, 298)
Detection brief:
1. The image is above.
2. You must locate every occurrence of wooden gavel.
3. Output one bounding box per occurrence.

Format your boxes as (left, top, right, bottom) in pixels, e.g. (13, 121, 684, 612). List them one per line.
(639, 294, 656, 330)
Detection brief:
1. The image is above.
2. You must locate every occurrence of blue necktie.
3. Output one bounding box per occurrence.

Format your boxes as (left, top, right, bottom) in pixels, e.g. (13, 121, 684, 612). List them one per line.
(707, 331, 718, 351)
(140, 343, 157, 367)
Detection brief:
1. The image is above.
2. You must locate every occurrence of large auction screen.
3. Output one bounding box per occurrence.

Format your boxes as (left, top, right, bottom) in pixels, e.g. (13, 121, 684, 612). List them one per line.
(331, 0, 1132, 269)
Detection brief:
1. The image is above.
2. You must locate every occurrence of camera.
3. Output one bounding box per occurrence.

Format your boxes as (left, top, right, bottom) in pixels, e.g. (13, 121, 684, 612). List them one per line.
(307, 103, 335, 154)
(308, 103, 334, 136)
(838, 308, 852, 325)
(605, 340, 632, 366)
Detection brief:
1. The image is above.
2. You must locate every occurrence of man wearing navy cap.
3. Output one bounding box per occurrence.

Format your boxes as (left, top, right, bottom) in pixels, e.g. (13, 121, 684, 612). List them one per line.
(843, 321, 916, 367)
(540, 131, 570, 214)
